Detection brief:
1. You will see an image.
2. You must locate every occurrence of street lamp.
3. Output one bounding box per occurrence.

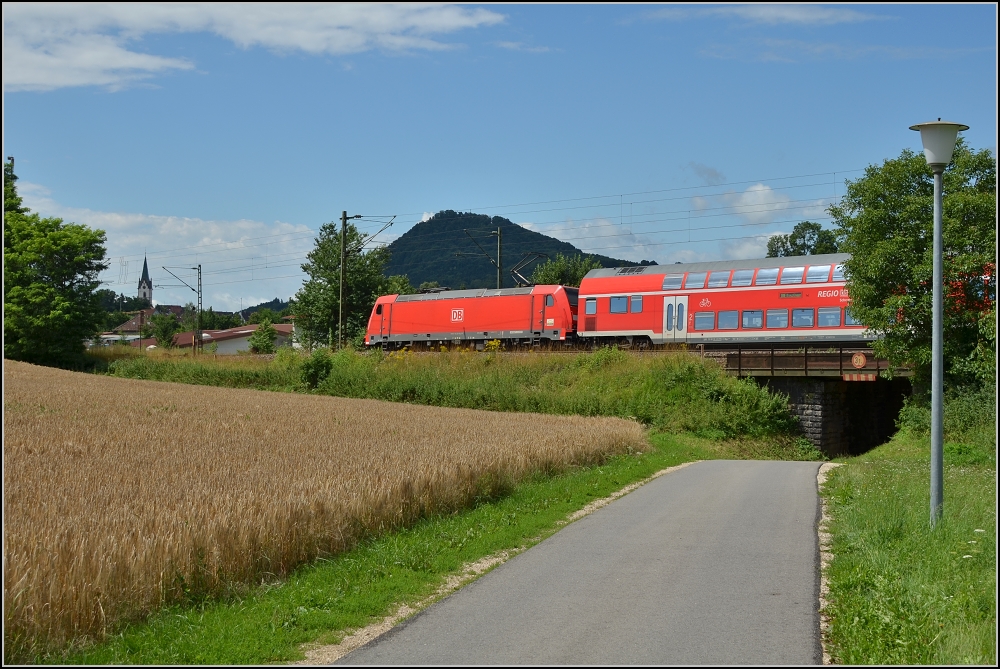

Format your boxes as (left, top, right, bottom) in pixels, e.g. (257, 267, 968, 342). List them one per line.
(908, 118, 969, 528)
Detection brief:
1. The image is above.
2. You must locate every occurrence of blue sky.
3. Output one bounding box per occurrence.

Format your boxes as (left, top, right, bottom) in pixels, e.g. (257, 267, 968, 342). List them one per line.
(3, 3, 996, 311)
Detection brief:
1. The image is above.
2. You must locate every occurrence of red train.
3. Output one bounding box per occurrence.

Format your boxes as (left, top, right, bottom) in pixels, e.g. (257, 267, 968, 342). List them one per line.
(366, 253, 870, 348)
(366, 285, 578, 348)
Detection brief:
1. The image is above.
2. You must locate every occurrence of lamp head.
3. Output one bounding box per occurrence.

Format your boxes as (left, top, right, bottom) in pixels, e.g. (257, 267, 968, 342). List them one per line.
(909, 119, 969, 170)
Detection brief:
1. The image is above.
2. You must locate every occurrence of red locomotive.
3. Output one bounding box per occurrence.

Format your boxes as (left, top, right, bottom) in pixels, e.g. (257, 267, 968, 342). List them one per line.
(366, 285, 578, 348)
(577, 253, 869, 346)
(365, 253, 871, 349)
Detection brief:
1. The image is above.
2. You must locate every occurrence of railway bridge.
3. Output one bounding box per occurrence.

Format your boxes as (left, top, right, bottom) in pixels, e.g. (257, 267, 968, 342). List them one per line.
(702, 344, 911, 457)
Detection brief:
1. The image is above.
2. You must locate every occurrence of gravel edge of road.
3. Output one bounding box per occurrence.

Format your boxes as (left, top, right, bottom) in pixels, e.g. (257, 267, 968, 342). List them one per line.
(291, 460, 700, 665)
(817, 462, 843, 666)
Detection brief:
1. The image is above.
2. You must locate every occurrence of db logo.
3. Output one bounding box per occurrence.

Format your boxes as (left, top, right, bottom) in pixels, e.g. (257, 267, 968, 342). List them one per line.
(451, 309, 464, 322)
(851, 352, 867, 369)
(699, 298, 712, 307)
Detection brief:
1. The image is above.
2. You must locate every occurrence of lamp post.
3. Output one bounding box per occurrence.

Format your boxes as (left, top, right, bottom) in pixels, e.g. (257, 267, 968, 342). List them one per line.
(908, 118, 969, 528)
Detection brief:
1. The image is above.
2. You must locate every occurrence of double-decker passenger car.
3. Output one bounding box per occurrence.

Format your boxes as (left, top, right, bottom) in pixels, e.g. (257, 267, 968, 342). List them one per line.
(577, 253, 868, 346)
(366, 285, 578, 348)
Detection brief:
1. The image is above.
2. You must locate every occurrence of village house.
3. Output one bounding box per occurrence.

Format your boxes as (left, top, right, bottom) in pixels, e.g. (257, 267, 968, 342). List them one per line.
(171, 323, 294, 354)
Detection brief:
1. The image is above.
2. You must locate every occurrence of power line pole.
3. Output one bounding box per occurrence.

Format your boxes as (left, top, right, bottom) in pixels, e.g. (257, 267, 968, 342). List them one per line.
(196, 264, 202, 354)
(456, 224, 504, 289)
(337, 211, 363, 349)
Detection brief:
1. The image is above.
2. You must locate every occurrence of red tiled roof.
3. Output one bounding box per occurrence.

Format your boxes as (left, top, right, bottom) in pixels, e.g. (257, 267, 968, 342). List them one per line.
(172, 323, 293, 347)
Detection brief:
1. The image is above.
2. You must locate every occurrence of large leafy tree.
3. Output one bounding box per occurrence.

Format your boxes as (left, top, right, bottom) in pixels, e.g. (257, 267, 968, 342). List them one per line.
(766, 221, 839, 257)
(829, 139, 995, 388)
(4, 161, 109, 366)
(294, 221, 410, 348)
(530, 253, 603, 287)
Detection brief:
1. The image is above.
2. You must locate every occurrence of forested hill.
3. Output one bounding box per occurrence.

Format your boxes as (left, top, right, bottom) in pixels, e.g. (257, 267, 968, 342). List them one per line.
(384, 210, 655, 289)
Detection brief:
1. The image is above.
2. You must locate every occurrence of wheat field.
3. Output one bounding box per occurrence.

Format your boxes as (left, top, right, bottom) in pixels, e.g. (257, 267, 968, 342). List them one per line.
(3, 360, 647, 658)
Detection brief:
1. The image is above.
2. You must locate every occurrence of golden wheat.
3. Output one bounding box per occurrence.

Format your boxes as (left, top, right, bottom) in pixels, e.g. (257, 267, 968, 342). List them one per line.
(3, 359, 646, 656)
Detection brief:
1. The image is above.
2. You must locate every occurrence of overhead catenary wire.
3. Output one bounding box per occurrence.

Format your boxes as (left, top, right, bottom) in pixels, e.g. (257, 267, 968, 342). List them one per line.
(101, 167, 859, 297)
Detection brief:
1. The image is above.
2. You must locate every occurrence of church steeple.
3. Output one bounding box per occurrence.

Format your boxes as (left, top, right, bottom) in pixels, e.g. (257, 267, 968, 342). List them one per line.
(138, 257, 153, 303)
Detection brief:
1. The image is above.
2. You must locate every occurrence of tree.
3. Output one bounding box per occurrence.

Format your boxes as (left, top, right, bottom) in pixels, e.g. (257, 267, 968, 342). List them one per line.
(829, 139, 995, 389)
(145, 313, 180, 348)
(385, 275, 415, 296)
(247, 317, 277, 354)
(201, 307, 241, 331)
(294, 221, 397, 347)
(766, 221, 839, 257)
(4, 161, 109, 366)
(529, 253, 603, 287)
(248, 307, 277, 325)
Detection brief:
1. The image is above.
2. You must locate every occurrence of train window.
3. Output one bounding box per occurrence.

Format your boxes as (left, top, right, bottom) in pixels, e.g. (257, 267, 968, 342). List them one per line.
(563, 287, 579, 307)
(755, 268, 779, 285)
(694, 312, 715, 331)
(707, 271, 731, 288)
(766, 309, 789, 328)
(685, 272, 708, 289)
(742, 310, 763, 329)
(818, 307, 841, 327)
(665, 303, 674, 331)
(662, 274, 684, 290)
(806, 265, 832, 283)
(610, 296, 628, 314)
(375, 304, 383, 315)
(792, 308, 815, 327)
(545, 295, 555, 307)
(718, 310, 739, 330)
(676, 303, 685, 330)
(731, 269, 755, 287)
(780, 267, 805, 284)
(631, 295, 643, 313)
(845, 309, 861, 326)
(585, 298, 597, 315)
(832, 264, 846, 281)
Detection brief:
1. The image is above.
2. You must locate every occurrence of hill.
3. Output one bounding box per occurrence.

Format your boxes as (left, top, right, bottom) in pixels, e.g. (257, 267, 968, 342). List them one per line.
(384, 210, 655, 289)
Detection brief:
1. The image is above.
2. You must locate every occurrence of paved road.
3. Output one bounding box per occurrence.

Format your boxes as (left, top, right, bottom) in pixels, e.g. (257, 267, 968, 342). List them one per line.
(339, 460, 823, 665)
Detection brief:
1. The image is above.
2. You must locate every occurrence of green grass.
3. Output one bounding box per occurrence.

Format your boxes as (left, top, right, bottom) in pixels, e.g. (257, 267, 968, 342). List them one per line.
(822, 388, 996, 664)
(45, 432, 818, 665)
(104, 347, 798, 440)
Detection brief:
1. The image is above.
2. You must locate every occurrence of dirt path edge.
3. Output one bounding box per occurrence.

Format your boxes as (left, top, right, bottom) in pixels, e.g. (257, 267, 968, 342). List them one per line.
(817, 461, 843, 665)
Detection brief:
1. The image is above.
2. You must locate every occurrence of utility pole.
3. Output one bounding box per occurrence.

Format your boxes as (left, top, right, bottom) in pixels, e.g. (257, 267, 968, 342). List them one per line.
(196, 264, 202, 354)
(339, 211, 346, 350)
(456, 224, 504, 289)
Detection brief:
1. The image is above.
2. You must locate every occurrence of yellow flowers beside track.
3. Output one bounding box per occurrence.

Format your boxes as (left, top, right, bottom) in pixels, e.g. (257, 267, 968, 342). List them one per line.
(3, 360, 647, 659)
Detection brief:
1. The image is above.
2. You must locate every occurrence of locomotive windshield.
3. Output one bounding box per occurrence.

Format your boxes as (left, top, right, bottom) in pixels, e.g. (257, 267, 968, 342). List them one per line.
(563, 287, 579, 307)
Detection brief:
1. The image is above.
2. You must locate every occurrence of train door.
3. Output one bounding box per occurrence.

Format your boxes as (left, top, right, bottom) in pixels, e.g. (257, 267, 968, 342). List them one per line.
(379, 303, 392, 339)
(662, 295, 688, 343)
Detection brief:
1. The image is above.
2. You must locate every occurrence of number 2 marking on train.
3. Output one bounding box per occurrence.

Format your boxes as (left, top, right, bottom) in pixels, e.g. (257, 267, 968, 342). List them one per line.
(451, 309, 464, 322)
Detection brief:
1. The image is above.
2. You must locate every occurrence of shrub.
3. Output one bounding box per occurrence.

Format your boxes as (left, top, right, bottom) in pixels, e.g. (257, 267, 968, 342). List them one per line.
(300, 348, 333, 389)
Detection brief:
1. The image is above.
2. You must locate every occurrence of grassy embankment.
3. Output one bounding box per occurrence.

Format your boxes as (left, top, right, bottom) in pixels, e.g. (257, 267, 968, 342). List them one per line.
(99, 345, 809, 446)
(822, 387, 996, 665)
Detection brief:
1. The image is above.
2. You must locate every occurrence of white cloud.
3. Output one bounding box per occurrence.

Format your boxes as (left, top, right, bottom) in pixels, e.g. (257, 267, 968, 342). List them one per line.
(720, 231, 783, 260)
(645, 5, 887, 26)
(2, 3, 505, 91)
(707, 5, 885, 25)
(701, 38, 985, 63)
(495, 41, 550, 53)
(692, 183, 827, 226)
(19, 182, 316, 311)
(519, 217, 662, 264)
